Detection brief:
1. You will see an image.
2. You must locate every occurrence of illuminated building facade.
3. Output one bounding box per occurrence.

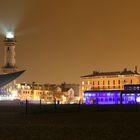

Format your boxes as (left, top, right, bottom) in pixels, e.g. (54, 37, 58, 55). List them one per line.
(16, 83, 80, 103)
(84, 85, 140, 105)
(80, 68, 140, 99)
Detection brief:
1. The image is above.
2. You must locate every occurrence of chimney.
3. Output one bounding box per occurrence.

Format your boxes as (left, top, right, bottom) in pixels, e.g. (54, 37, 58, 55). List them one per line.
(134, 66, 138, 73)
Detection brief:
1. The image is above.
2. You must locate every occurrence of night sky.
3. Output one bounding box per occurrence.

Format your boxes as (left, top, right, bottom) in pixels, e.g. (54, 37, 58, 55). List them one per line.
(0, 0, 140, 84)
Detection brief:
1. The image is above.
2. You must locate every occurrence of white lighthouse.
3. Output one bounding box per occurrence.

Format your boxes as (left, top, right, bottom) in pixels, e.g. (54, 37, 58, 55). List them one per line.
(2, 32, 17, 74)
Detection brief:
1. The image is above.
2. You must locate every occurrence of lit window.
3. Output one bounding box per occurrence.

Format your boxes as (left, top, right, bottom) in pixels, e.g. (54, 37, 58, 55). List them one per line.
(98, 81, 100, 85)
(82, 87, 84, 90)
(82, 81, 84, 85)
(88, 81, 90, 85)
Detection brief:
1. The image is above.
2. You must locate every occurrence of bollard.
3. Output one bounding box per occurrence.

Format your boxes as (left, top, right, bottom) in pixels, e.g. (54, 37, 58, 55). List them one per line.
(78, 100, 81, 111)
(54, 101, 57, 110)
(26, 99, 28, 114)
(54, 98, 57, 110)
(40, 99, 42, 112)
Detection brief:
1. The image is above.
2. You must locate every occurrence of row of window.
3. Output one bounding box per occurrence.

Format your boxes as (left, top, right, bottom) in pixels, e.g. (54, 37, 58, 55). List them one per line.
(97, 97, 120, 102)
(90, 79, 133, 85)
(22, 91, 30, 94)
(89, 97, 133, 102)
(92, 86, 122, 89)
(22, 91, 43, 94)
(124, 86, 140, 90)
(82, 85, 123, 91)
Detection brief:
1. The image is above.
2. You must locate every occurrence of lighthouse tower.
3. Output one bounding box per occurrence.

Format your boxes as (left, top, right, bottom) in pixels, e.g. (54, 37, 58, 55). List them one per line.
(2, 32, 17, 74)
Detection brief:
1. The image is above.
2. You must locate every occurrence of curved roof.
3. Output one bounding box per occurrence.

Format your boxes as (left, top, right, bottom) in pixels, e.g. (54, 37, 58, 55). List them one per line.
(0, 70, 25, 88)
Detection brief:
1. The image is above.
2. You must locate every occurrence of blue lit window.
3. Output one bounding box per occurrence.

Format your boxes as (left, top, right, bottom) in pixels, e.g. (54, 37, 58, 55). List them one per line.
(107, 93, 110, 96)
(117, 93, 120, 96)
(92, 94, 95, 96)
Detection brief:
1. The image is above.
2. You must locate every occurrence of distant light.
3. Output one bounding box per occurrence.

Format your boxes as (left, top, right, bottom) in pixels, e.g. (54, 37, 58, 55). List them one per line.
(11, 90, 18, 98)
(6, 32, 14, 39)
(136, 97, 140, 103)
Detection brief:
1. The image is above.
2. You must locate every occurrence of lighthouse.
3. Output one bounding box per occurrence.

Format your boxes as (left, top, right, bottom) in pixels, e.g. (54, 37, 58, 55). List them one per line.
(2, 32, 17, 74)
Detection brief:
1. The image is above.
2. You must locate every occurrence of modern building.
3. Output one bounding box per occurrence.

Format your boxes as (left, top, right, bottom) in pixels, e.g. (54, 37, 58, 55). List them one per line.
(84, 84, 140, 105)
(80, 67, 140, 99)
(0, 70, 25, 88)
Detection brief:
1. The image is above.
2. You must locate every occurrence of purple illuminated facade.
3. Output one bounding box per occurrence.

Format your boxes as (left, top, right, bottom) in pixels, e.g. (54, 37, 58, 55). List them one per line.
(84, 90, 121, 104)
(84, 85, 140, 104)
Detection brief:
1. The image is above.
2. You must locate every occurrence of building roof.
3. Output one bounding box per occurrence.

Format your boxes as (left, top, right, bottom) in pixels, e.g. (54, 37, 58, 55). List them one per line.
(81, 68, 139, 78)
(0, 70, 25, 88)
